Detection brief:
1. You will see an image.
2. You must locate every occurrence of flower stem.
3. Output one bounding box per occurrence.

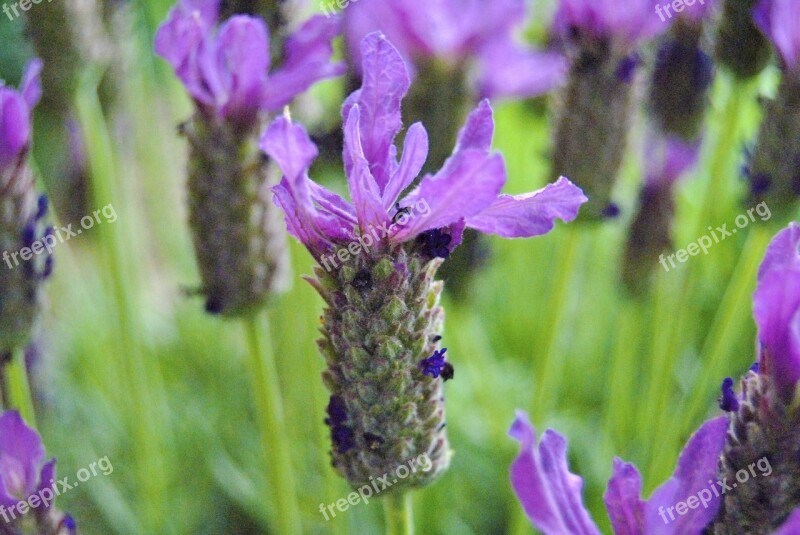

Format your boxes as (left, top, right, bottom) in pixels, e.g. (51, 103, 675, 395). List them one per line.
(383, 492, 414, 535)
(3, 349, 37, 427)
(242, 311, 302, 534)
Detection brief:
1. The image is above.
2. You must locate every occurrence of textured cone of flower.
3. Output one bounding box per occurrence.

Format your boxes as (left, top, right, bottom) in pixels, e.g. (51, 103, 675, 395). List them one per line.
(0, 60, 53, 355)
(647, 11, 716, 141)
(262, 32, 587, 491)
(551, 0, 663, 220)
(622, 136, 699, 293)
(0, 411, 76, 535)
(154, 0, 344, 316)
(509, 411, 729, 534)
(715, 0, 772, 79)
(708, 223, 800, 534)
(745, 0, 800, 222)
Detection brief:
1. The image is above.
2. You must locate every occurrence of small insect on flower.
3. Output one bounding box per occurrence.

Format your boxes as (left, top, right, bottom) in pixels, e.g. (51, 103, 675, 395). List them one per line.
(392, 203, 412, 225)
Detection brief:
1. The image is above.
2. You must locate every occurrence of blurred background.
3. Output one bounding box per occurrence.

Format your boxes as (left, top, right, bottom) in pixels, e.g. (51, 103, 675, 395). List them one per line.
(0, 0, 791, 533)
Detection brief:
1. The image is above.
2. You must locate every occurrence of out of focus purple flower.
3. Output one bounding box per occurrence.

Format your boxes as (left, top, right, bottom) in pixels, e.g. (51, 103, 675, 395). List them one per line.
(509, 411, 728, 535)
(155, 0, 345, 120)
(754, 0, 800, 71)
(263, 32, 587, 260)
(553, 0, 665, 50)
(644, 135, 701, 186)
(0, 411, 54, 509)
(752, 222, 800, 401)
(0, 60, 42, 172)
(343, 0, 567, 100)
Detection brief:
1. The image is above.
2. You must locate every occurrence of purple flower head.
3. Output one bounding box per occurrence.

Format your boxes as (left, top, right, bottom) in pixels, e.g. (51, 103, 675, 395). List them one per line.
(263, 33, 587, 259)
(154, 0, 345, 120)
(0, 411, 57, 510)
(553, 0, 666, 50)
(718, 377, 740, 412)
(344, 0, 568, 100)
(754, 0, 800, 71)
(509, 411, 727, 535)
(753, 222, 800, 400)
(0, 59, 42, 172)
(644, 135, 701, 186)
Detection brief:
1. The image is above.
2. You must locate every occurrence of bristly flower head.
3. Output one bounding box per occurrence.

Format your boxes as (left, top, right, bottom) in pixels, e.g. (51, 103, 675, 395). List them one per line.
(263, 33, 586, 261)
(509, 411, 728, 535)
(263, 32, 585, 492)
(0, 411, 75, 534)
(343, 0, 568, 100)
(155, 0, 345, 121)
(754, 0, 800, 71)
(1, 60, 54, 354)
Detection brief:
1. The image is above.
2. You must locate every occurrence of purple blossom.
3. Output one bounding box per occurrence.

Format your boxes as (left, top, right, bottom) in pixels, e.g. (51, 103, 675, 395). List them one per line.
(718, 377, 740, 412)
(0, 411, 56, 510)
(553, 0, 666, 50)
(753, 222, 800, 400)
(0, 59, 42, 172)
(154, 0, 345, 119)
(262, 33, 587, 259)
(509, 411, 727, 535)
(644, 135, 701, 186)
(754, 0, 800, 70)
(419, 348, 448, 378)
(343, 0, 568, 100)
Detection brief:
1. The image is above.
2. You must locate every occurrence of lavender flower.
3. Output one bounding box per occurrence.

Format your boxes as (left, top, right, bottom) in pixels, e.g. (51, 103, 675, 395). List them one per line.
(0, 59, 53, 355)
(262, 32, 586, 491)
(344, 0, 567, 102)
(745, 0, 800, 219)
(155, 0, 344, 316)
(0, 411, 75, 534)
(622, 136, 700, 293)
(715, 0, 772, 79)
(551, 0, 666, 220)
(704, 223, 800, 532)
(509, 411, 728, 534)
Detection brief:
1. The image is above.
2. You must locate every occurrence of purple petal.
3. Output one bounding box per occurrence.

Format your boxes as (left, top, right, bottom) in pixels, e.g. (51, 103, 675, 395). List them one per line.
(343, 106, 390, 230)
(604, 459, 645, 535)
(382, 121, 428, 208)
(0, 411, 45, 506)
(392, 150, 505, 241)
(154, 0, 218, 77)
(643, 416, 728, 535)
(508, 411, 602, 535)
(0, 89, 30, 170)
(345, 32, 410, 193)
(455, 100, 495, 154)
(477, 40, 567, 100)
(37, 459, 56, 509)
(216, 16, 270, 116)
(466, 177, 587, 238)
(754, 0, 800, 69)
(774, 508, 800, 534)
(753, 224, 800, 397)
(20, 59, 43, 110)
(553, 0, 665, 49)
(262, 15, 346, 111)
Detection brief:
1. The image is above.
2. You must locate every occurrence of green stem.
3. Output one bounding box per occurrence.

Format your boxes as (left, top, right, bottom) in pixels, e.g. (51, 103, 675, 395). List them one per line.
(242, 312, 302, 534)
(4, 349, 37, 427)
(383, 492, 414, 535)
(532, 228, 581, 421)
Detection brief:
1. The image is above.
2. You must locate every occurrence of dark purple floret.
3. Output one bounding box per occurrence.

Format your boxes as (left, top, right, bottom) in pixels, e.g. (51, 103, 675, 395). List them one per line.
(441, 362, 454, 382)
(750, 361, 760, 373)
(615, 53, 641, 83)
(601, 203, 621, 219)
(21, 224, 36, 248)
(62, 515, 77, 532)
(416, 229, 452, 259)
(420, 348, 449, 378)
(325, 395, 348, 426)
(42, 255, 54, 280)
(750, 173, 772, 196)
(719, 377, 740, 412)
(35, 194, 48, 220)
(331, 425, 355, 454)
